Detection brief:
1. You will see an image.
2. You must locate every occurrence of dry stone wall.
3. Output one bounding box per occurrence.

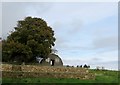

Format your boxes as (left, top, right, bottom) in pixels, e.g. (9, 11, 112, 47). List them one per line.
(2, 64, 87, 73)
(1, 64, 12, 71)
(2, 64, 95, 80)
(2, 71, 95, 80)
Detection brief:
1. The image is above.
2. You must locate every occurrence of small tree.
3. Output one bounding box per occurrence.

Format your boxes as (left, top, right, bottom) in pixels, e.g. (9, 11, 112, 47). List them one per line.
(66, 65, 70, 67)
(83, 64, 88, 68)
(80, 65, 82, 68)
(87, 65, 90, 69)
(96, 66, 100, 70)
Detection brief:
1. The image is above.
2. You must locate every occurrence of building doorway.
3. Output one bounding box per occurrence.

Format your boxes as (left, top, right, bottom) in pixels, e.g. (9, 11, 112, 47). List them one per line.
(50, 59, 55, 66)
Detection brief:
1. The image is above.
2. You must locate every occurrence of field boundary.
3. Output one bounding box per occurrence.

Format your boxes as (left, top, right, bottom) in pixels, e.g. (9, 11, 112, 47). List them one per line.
(2, 64, 95, 80)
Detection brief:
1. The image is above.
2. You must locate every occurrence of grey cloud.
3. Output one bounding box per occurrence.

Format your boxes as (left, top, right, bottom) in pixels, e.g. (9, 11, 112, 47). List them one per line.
(2, 2, 53, 39)
(52, 18, 83, 36)
(93, 36, 118, 50)
(90, 60, 118, 65)
(52, 21, 64, 32)
(55, 35, 118, 55)
(2, 2, 26, 38)
(24, 2, 53, 16)
(67, 19, 83, 34)
(91, 57, 102, 61)
(55, 41, 91, 51)
(91, 60, 118, 70)
(62, 58, 118, 70)
(62, 59, 85, 66)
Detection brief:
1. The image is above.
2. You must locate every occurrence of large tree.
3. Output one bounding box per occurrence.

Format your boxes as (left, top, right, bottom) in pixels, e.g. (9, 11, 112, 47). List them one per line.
(2, 16, 56, 63)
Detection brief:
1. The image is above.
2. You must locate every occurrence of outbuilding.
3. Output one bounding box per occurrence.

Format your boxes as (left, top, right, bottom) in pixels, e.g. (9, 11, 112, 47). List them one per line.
(40, 53, 63, 66)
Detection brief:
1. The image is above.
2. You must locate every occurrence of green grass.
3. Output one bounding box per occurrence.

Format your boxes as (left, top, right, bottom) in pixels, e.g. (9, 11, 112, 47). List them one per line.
(2, 69, 119, 84)
(2, 78, 94, 83)
(89, 69, 118, 83)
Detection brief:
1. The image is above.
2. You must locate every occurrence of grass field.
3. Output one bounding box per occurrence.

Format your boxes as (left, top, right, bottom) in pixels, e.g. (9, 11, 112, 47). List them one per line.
(2, 69, 119, 84)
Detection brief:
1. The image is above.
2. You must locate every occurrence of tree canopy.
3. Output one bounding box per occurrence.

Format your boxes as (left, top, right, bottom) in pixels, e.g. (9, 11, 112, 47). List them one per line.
(2, 16, 56, 63)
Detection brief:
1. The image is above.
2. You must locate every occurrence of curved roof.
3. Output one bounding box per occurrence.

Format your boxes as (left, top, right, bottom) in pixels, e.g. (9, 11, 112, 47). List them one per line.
(48, 53, 63, 66)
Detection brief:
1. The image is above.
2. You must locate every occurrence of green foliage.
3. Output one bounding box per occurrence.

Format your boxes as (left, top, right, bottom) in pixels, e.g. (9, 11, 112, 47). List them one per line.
(2, 16, 56, 63)
(2, 38, 32, 63)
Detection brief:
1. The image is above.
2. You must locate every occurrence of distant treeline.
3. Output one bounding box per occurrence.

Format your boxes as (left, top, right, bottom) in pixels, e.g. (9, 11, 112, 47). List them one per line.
(65, 64, 90, 69)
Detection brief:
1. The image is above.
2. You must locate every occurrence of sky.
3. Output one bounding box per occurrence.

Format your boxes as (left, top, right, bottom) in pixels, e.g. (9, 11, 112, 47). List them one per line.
(1, 2, 118, 70)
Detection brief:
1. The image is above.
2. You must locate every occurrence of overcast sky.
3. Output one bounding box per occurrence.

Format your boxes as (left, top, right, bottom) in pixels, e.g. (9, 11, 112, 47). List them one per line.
(2, 2, 118, 70)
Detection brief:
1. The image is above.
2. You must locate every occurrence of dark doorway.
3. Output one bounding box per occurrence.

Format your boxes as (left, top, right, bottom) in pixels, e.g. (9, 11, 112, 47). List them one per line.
(50, 59, 55, 66)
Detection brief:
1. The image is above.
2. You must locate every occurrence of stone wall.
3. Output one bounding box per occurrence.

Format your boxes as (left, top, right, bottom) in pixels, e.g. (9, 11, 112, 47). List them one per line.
(1, 64, 12, 71)
(2, 71, 94, 80)
(2, 64, 95, 80)
(2, 64, 87, 73)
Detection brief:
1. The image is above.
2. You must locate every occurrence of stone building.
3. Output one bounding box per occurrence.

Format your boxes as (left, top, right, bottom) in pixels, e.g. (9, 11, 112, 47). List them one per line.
(40, 53, 63, 66)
